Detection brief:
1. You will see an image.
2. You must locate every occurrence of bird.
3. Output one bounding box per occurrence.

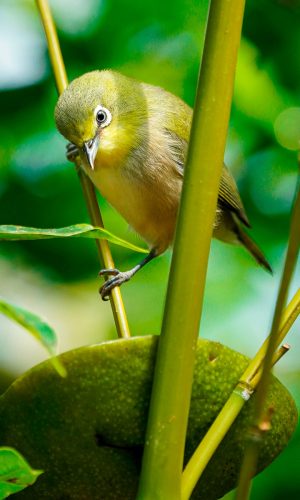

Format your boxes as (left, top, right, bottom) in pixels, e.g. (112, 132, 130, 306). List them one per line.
(55, 70, 271, 300)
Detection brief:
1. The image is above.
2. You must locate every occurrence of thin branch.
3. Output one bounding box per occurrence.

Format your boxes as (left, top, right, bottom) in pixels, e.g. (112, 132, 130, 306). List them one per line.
(137, 1, 246, 498)
(271, 343, 290, 364)
(251, 343, 290, 388)
(181, 289, 299, 500)
(242, 289, 300, 384)
(35, 0, 131, 339)
(236, 177, 300, 500)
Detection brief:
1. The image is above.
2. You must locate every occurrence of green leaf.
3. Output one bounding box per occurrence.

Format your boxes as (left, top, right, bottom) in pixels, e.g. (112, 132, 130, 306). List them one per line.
(0, 447, 42, 499)
(0, 224, 147, 254)
(0, 298, 66, 378)
(0, 337, 296, 499)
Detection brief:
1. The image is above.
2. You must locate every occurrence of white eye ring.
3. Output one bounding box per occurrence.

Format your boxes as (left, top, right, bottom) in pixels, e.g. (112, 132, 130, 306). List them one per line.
(94, 105, 112, 128)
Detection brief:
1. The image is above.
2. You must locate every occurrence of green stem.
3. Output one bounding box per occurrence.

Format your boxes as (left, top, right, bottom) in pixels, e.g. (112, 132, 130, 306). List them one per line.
(242, 288, 300, 384)
(251, 343, 290, 388)
(181, 289, 300, 499)
(236, 178, 300, 500)
(77, 170, 131, 338)
(182, 388, 248, 500)
(137, 1, 246, 498)
(35, 0, 131, 339)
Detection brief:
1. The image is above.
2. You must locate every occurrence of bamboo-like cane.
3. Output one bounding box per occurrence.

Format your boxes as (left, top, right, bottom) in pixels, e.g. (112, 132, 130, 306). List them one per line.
(137, 1, 246, 498)
(236, 178, 300, 500)
(181, 288, 300, 499)
(35, 0, 131, 339)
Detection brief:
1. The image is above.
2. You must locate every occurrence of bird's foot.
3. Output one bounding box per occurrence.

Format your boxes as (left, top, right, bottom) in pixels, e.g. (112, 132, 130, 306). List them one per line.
(66, 142, 80, 163)
(99, 268, 133, 301)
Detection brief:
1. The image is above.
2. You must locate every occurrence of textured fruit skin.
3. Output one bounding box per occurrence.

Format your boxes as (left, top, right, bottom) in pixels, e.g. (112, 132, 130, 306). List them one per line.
(0, 336, 297, 499)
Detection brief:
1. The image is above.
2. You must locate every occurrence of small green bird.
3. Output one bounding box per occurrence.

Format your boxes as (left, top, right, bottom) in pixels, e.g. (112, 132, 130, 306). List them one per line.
(55, 70, 271, 299)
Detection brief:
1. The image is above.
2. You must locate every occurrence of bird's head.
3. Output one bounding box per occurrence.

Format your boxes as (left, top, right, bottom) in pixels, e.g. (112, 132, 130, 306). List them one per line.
(55, 70, 148, 169)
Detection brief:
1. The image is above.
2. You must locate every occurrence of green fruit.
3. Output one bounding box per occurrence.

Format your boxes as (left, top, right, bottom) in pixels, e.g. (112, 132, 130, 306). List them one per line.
(0, 336, 297, 499)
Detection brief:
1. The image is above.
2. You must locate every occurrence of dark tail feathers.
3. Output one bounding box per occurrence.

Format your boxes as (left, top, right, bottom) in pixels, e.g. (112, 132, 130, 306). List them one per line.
(235, 227, 272, 274)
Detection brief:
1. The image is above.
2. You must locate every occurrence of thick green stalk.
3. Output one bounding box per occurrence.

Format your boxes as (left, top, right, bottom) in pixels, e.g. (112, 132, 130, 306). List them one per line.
(236, 179, 300, 500)
(35, 0, 130, 339)
(181, 289, 300, 499)
(137, 1, 246, 498)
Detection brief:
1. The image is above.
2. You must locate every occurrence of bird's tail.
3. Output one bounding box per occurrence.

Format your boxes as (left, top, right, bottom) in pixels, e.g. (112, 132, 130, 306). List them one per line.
(235, 226, 272, 274)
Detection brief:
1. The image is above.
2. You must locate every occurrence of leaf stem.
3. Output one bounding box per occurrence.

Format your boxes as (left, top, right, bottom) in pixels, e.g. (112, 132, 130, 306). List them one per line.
(236, 178, 300, 500)
(137, 1, 246, 498)
(35, 0, 130, 339)
(181, 288, 299, 500)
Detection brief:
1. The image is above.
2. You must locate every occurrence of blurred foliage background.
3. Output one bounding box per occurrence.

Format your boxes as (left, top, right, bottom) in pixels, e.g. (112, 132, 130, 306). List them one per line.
(0, 0, 299, 498)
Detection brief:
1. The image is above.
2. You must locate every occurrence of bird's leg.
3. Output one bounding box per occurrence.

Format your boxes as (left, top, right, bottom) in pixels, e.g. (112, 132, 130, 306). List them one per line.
(99, 249, 157, 301)
(66, 142, 80, 163)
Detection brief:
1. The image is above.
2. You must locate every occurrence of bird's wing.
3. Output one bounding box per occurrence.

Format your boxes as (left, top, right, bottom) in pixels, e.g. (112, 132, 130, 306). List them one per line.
(159, 91, 250, 227)
(218, 165, 250, 227)
(165, 128, 250, 227)
(163, 130, 187, 175)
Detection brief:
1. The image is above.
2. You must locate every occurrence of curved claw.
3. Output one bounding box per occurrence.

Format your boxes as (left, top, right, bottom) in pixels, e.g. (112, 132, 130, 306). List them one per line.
(99, 270, 132, 301)
(98, 251, 156, 301)
(66, 142, 79, 162)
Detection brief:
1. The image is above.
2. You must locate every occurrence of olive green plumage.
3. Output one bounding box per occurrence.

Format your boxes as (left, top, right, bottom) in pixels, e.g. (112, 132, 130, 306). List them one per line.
(55, 70, 271, 287)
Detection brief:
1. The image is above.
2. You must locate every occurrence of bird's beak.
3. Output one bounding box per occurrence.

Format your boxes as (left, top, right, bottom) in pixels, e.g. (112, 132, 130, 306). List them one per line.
(83, 134, 100, 170)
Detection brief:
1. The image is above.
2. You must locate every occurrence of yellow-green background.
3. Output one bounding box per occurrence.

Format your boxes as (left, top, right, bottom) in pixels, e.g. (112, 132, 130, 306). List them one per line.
(0, 1, 299, 498)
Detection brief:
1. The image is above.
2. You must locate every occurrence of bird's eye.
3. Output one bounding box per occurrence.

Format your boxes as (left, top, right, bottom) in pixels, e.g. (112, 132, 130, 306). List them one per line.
(96, 110, 106, 124)
(94, 106, 112, 128)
